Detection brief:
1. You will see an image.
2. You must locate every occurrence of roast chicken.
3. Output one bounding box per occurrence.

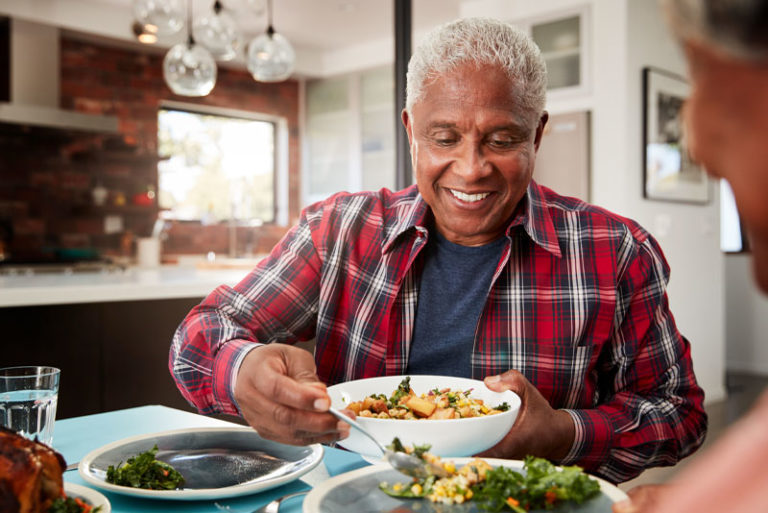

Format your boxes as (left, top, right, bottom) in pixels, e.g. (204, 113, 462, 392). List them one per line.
(0, 426, 66, 513)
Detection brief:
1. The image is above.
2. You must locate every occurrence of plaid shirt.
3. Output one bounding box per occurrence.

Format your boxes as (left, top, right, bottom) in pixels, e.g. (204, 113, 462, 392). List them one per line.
(170, 181, 706, 483)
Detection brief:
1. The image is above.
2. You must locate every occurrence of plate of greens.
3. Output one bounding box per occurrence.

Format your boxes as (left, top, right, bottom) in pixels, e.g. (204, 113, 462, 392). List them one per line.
(78, 427, 323, 500)
(58, 483, 111, 513)
(303, 457, 627, 513)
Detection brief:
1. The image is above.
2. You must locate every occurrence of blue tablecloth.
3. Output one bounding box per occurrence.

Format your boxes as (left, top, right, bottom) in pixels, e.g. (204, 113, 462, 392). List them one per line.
(55, 405, 369, 513)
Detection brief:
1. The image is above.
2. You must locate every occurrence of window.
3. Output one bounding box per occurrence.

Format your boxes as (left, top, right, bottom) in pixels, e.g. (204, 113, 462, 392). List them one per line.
(157, 106, 276, 223)
(720, 179, 749, 253)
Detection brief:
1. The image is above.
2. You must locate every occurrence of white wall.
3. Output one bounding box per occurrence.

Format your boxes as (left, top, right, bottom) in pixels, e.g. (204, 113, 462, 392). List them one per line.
(463, 0, 726, 403)
(625, 0, 724, 403)
(725, 255, 768, 373)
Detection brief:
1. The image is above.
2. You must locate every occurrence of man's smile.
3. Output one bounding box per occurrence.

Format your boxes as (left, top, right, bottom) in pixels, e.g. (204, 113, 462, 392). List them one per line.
(448, 188, 491, 203)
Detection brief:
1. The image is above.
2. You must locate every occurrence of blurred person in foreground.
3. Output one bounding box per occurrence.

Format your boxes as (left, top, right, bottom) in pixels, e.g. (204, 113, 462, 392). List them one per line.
(170, 17, 706, 483)
(613, 0, 768, 511)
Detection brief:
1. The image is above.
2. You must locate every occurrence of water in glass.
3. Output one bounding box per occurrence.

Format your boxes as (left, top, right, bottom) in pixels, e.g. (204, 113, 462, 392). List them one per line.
(0, 366, 60, 446)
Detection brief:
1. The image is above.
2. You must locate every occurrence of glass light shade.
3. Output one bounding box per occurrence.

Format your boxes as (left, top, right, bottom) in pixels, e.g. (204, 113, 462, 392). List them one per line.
(193, 8, 239, 61)
(163, 42, 217, 96)
(133, 0, 185, 36)
(229, 0, 266, 16)
(246, 30, 295, 82)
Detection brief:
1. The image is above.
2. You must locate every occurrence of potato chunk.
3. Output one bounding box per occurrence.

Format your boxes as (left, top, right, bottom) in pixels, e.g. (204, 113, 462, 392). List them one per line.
(370, 399, 389, 414)
(406, 396, 437, 418)
(428, 407, 455, 420)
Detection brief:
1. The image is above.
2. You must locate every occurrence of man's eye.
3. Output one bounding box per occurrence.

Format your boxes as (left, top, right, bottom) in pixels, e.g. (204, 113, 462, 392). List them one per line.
(488, 138, 514, 148)
(433, 136, 457, 146)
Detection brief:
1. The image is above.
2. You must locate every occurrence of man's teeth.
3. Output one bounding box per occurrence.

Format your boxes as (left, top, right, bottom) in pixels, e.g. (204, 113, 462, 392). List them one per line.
(449, 189, 490, 202)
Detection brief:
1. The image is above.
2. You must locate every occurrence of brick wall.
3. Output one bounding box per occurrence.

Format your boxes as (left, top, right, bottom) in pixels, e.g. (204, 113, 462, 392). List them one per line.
(0, 35, 299, 262)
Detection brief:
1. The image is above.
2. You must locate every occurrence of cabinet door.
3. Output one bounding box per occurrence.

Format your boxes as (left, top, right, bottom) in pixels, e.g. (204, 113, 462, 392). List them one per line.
(100, 298, 201, 414)
(534, 111, 590, 201)
(0, 304, 101, 419)
(529, 9, 589, 96)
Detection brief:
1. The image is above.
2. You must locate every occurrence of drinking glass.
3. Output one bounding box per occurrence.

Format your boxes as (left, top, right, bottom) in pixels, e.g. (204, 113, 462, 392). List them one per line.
(0, 366, 60, 446)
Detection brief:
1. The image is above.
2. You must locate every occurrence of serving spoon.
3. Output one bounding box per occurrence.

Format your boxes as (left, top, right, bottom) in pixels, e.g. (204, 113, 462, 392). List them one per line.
(328, 407, 449, 479)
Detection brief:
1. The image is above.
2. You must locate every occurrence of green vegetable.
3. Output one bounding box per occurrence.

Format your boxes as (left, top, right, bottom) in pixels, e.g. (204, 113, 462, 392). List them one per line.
(105, 444, 185, 490)
(473, 456, 600, 511)
(379, 475, 436, 498)
(493, 402, 510, 411)
(389, 376, 412, 405)
(48, 497, 102, 513)
(388, 436, 432, 460)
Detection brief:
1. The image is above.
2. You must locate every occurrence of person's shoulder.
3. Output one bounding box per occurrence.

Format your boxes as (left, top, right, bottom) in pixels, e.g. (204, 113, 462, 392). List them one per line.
(302, 186, 420, 235)
(537, 184, 651, 245)
(308, 186, 418, 215)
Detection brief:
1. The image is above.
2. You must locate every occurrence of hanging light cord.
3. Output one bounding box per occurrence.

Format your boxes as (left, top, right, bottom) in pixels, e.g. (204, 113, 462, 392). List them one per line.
(186, 0, 195, 46)
(266, 0, 275, 37)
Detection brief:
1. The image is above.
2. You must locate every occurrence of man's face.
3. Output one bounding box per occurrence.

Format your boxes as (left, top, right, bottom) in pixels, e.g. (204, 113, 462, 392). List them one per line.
(684, 42, 768, 291)
(403, 63, 547, 247)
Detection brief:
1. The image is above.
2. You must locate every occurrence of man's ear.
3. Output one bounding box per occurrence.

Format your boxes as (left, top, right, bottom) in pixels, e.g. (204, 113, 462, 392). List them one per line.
(401, 108, 414, 147)
(533, 112, 549, 151)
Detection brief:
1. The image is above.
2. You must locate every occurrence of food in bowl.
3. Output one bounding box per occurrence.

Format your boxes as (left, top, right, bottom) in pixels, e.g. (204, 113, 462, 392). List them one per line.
(379, 440, 600, 511)
(327, 375, 521, 457)
(347, 376, 510, 420)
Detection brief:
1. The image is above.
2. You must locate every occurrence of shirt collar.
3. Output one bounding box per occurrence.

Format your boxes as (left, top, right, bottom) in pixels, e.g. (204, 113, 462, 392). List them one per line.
(382, 181, 562, 258)
(514, 180, 562, 258)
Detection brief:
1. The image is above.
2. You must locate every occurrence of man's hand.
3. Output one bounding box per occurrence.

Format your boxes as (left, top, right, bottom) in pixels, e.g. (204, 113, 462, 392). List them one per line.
(233, 343, 349, 445)
(612, 484, 670, 513)
(477, 370, 575, 461)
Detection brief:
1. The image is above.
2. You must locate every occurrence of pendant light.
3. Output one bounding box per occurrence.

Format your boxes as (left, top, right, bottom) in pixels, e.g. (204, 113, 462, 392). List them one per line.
(133, 0, 185, 36)
(193, 0, 239, 61)
(163, 0, 217, 96)
(246, 0, 295, 82)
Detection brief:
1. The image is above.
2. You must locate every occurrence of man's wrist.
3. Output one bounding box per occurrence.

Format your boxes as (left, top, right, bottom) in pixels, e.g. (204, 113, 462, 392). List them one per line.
(548, 409, 576, 461)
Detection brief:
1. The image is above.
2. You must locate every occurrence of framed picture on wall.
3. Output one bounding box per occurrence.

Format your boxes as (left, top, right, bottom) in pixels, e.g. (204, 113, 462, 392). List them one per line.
(642, 67, 709, 203)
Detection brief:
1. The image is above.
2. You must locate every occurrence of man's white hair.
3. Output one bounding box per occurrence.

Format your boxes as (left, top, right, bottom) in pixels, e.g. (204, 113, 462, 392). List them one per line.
(662, 0, 768, 61)
(405, 17, 547, 130)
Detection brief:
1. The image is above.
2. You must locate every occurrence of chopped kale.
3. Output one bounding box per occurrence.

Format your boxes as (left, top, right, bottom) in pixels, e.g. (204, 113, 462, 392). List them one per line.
(105, 444, 185, 490)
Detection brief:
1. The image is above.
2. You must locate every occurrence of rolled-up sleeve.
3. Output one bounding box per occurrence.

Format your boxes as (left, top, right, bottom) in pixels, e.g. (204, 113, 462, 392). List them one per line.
(169, 210, 323, 415)
(559, 233, 707, 483)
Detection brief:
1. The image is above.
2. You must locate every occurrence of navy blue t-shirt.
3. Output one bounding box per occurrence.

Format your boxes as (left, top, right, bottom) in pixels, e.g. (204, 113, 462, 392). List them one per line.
(406, 229, 506, 378)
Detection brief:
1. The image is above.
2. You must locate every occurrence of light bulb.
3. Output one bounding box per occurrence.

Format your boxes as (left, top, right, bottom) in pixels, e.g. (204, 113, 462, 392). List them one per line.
(246, 29, 295, 82)
(131, 20, 158, 44)
(193, 5, 239, 61)
(133, 0, 185, 36)
(163, 42, 217, 96)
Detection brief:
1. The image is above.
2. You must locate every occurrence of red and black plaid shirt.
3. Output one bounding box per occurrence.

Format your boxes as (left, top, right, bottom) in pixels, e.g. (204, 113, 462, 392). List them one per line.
(171, 181, 706, 483)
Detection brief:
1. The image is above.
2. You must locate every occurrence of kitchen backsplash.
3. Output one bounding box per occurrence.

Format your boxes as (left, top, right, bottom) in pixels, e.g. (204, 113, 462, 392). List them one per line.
(0, 35, 300, 262)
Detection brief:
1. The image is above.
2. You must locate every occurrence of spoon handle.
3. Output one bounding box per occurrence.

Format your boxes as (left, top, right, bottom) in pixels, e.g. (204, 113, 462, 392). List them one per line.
(327, 407, 387, 455)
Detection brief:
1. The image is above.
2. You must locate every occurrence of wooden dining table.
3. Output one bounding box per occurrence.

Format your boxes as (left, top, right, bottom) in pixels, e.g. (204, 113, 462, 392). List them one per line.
(56, 405, 370, 513)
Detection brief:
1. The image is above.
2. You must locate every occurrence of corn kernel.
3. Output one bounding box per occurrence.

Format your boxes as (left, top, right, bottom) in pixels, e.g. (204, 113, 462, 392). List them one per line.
(466, 489, 474, 499)
(411, 483, 422, 495)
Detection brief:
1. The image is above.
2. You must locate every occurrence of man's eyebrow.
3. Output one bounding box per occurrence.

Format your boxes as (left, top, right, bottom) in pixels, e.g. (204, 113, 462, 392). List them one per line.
(425, 122, 458, 130)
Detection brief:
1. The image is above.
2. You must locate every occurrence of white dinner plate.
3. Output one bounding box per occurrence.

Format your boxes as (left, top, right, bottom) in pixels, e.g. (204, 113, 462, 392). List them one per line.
(303, 458, 627, 513)
(64, 482, 111, 513)
(78, 427, 323, 501)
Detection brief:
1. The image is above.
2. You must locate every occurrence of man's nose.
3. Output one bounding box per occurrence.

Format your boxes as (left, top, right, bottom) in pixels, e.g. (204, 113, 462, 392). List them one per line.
(455, 143, 491, 180)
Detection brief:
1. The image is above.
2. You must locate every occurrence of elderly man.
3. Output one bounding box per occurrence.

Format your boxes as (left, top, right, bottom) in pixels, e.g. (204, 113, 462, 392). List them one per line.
(170, 17, 706, 483)
(614, 0, 768, 511)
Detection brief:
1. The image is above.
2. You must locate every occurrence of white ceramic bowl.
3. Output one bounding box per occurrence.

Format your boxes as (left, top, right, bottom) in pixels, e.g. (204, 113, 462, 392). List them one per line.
(327, 375, 520, 458)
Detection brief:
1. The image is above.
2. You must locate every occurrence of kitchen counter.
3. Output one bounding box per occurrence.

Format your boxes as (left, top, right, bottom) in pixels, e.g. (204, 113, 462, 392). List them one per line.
(0, 265, 252, 307)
